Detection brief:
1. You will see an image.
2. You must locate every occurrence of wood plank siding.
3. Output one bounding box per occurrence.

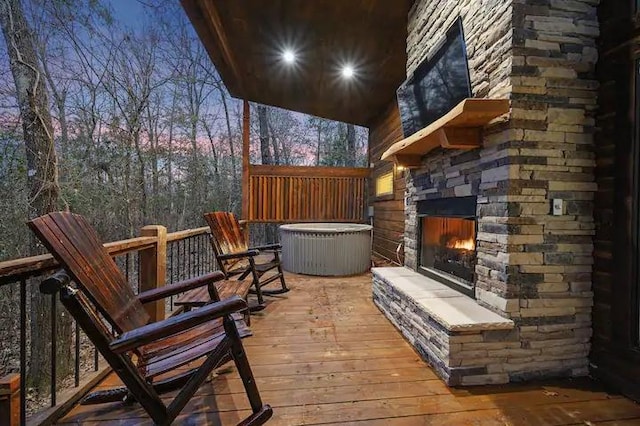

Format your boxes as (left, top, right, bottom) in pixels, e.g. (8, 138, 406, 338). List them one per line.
(591, 0, 640, 401)
(58, 272, 640, 424)
(247, 165, 369, 223)
(368, 101, 406, 263)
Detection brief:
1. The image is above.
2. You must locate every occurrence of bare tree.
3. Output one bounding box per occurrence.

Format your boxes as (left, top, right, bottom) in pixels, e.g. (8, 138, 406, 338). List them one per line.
(257, 104, 272, 165)
(0, 0, 69, 394)
(346, 123, 356, 166)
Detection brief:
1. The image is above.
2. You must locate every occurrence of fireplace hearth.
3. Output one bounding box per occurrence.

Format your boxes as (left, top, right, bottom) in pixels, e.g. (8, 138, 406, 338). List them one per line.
(417, 196, 477, 296)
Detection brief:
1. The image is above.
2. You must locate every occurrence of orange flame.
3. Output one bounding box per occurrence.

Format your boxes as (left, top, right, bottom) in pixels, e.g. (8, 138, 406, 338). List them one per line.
(449, 238, 475, 251)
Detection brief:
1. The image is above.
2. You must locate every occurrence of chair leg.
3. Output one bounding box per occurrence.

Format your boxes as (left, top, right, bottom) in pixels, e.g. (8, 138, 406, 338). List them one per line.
(224, 316, 272, 425)
(273, 251, 288, 291)
(163, 337, 233, 425)
(248, 257, 265, 306)
(254, 251, 289, 296)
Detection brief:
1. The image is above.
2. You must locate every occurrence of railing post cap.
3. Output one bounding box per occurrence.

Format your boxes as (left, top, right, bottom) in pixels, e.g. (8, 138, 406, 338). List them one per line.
(141, 225, 167, 236)
(0, 373, 20, 393)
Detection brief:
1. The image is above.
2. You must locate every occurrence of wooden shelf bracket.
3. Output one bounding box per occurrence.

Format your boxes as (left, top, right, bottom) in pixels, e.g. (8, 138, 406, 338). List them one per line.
(381, 98, 510, 168)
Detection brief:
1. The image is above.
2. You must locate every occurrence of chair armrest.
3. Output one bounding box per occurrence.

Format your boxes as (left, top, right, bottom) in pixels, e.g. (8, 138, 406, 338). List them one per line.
(110, 296, 246, 353)
(251, 243, 281, 251)
(218, 249, 259, 261)
(137, 271, 225, 304)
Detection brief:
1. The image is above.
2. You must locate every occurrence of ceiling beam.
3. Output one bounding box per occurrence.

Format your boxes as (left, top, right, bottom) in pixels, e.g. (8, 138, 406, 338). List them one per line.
(197, 0, 245, 96)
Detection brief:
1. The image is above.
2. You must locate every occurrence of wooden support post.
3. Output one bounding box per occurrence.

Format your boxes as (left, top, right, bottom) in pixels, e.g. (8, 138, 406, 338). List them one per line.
(140, 225, 167, 322)
(0, 374, 20, 426)
(242, 99, 251, 242)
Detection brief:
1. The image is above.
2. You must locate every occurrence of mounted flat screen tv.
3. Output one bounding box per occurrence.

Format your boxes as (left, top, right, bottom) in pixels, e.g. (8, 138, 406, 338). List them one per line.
(397, 17, 472, 137)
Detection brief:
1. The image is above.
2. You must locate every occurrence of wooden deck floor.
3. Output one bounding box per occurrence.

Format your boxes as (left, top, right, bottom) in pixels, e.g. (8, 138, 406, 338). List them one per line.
(58, 272, 640, 425)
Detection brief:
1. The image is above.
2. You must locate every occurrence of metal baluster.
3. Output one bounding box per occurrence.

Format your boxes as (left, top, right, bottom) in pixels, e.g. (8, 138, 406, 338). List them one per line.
(197, 236, 201, 274)
(20, 279, 26, 425)
(182, 239, 186, 281)
(125, 253, 130, 285)
(51, 293, 57, 407)
(188, 236, 192, 278)
(194, 236, 199, 275)
(75, 321, 80, 387)
(193, 236, 197, 276)
(169, 242, 174, 311)
(177, 241, 182, 284)
(94, 344, 99, 371)
(169, 242, 174, 284)
(137, 253, 141, 293)
(201, 235, 205, 274)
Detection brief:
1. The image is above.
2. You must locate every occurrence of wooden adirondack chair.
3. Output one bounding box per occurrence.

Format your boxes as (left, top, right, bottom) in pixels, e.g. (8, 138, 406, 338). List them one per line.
(204, 212, 289, 307)
(29, 212, 272, 426)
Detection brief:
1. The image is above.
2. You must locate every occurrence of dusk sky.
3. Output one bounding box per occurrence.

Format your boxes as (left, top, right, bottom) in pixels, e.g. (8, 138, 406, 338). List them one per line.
(109, 0, 150, 27)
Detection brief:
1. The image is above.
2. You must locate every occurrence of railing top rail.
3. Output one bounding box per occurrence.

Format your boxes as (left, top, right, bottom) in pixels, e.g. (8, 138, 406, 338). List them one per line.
(0, 226, 211, 285)
(166, 226, 209, 243)
(246, 219, 367, 224)
(249, 164, 370, 178)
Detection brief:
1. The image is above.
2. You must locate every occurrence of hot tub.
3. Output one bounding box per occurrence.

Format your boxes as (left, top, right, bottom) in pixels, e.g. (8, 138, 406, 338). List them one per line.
(279, 223, 372, 276)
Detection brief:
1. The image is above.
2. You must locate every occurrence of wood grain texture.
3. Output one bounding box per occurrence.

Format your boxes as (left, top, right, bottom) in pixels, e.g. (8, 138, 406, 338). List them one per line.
(204, 212, 288, 302)
(140, 225, 167, 322)
(0, 228, 208, 284)
(369, 101, 405, 263)
(180, 0, 411, 126)
(205, 212, 250, 274)
(28, 212, 269, 425)
(591, 0, 640, 402)
(58, 272, 639, 425)
(381, 98, 510, 165)
(247, 166, 368, 223)
(28, 212, 150, 333)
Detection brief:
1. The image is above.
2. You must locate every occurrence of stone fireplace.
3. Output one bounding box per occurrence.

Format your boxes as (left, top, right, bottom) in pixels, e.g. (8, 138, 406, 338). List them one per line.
(372, 0, 598, 386)
(418, 197, 477, 296)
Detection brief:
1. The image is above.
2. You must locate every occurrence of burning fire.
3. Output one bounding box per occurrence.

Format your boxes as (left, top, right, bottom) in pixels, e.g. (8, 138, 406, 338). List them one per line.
(448, 237, 475, 251)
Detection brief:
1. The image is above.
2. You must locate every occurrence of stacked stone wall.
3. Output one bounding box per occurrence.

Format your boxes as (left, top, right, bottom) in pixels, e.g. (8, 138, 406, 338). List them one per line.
(393, 0, 599, 381)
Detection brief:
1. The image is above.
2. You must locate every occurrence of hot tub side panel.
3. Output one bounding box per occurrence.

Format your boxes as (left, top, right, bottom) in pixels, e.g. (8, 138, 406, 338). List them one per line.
(280, 228, 371, 276)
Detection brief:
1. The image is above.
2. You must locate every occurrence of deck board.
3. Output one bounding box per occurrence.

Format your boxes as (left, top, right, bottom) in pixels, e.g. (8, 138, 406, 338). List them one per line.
(58, 273, 640, 425)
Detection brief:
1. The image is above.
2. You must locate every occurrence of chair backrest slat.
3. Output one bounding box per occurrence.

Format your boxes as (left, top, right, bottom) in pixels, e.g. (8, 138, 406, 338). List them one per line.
(205, 212, 247, 255)
(29, 212, 149, 333)
(204, 212, 248, 273)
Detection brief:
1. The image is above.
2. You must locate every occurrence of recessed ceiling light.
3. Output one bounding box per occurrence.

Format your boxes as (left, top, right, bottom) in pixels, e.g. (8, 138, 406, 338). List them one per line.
(342, 65, 355, 79)
(282, 49, 296, 64)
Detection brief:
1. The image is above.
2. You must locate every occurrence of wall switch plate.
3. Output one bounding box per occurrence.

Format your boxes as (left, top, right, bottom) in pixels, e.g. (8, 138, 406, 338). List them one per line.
(552, 199, 563, 216)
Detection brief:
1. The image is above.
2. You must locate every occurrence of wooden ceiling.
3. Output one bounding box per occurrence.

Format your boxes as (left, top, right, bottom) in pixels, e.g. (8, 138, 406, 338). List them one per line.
(181, 0, 411, 126)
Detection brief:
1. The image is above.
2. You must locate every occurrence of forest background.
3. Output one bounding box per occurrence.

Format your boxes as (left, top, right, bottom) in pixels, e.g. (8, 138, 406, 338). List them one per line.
(0, 0, 367, 401)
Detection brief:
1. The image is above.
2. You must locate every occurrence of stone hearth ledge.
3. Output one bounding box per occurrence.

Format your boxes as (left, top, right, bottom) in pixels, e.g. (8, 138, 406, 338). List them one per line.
(372, 267, 516, 386)
(373, 267, 513, 331)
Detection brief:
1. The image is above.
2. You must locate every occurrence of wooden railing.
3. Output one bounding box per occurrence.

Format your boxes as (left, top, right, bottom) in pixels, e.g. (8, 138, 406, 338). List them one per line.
(247, 165, 370, 223)
(0, 224, 214, 425)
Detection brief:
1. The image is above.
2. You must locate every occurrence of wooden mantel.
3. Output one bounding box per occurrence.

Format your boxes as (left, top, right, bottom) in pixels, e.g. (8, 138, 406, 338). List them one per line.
(380, 98, 510, 168)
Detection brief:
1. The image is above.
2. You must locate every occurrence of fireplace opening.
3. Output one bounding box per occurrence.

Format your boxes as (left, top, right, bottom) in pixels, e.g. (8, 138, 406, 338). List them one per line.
(417, 196, 477, 297)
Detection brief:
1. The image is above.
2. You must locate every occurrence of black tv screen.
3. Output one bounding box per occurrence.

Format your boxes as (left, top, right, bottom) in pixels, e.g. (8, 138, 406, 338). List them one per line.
(397, 17, 472, 137)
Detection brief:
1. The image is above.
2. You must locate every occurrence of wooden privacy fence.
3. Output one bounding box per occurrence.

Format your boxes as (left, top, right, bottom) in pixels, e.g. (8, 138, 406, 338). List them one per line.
(247, 165, 370, 223)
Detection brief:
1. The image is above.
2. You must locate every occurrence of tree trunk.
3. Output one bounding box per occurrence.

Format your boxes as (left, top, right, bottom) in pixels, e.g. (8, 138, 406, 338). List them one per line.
(0, 0, 72, 395)
(167, 89, 177, 225)
(266, 109, 280, 165)
(346, 123, 356, 167)
(202, 118, 221, 185)
(315, 125, 322, 166)
(145, 103, 160, 223)
(132, 129, 148, 224)
(257, 105, 272, 165)
(218, 87, 239, 210)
